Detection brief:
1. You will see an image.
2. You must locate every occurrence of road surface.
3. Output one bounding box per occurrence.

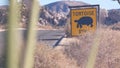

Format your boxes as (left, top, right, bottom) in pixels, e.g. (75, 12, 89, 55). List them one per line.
(37, 30, 65, 46)
(0, 30, 65, 56)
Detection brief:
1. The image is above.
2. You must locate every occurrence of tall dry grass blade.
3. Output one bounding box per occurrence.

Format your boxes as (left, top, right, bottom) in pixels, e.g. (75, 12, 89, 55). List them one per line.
(23, 0, 39, 68)
(5, 0, 21, 68)
(86, 31, 101, 68)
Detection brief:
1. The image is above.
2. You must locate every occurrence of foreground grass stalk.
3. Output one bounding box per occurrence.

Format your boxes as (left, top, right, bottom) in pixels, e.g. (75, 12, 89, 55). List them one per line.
(23, 0, 39, 68)
(5, 0, 20, 68)
(86, 31, 101, 68)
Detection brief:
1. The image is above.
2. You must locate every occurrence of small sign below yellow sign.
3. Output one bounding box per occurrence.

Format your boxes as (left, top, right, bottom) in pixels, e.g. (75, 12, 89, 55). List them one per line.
(70, 8, 97, 36)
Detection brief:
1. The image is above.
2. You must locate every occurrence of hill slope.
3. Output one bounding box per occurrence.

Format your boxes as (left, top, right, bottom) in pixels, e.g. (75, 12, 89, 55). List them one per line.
(44, 1, 88, 14)
(39, 1, 88, 26)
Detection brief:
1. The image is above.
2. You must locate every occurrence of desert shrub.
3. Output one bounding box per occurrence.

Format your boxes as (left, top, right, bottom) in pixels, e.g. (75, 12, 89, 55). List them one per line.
(62, 32, 95, 67)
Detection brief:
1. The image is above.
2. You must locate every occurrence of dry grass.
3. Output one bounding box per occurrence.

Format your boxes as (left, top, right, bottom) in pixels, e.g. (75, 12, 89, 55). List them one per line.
(60, 28, 120, 68)
(95, 29, 120, 68)
(34, 43, 78, 68)
(34, 26, 120, 68)
(60, 32, 95, 68)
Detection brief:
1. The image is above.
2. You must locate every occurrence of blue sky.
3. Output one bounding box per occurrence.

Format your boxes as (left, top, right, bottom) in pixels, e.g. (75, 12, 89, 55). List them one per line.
(0, 0, 120, 9)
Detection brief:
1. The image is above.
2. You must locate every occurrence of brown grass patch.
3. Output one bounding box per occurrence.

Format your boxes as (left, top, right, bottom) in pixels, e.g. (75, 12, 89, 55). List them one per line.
(61, 28, 120, 68)
(34, 43, 78, 68)
(62, 32, 95, 68)
(95, 29, 120, 68)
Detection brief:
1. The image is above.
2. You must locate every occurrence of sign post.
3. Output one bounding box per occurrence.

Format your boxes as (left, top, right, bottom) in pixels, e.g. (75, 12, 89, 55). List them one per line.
(70, 5, 99, 36)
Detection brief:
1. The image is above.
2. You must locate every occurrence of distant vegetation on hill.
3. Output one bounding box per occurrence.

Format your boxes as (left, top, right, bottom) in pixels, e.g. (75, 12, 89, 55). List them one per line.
(0, 6, 8, 24)
(105, 9, 120, 25)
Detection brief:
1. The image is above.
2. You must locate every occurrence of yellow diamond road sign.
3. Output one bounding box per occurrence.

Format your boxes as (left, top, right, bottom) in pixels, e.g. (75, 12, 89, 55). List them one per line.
(71, 8, 97, 36)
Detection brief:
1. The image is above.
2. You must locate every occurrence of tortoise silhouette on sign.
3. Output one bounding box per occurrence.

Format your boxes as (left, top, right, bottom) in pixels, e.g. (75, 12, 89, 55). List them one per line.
(74, 16, 93, 28)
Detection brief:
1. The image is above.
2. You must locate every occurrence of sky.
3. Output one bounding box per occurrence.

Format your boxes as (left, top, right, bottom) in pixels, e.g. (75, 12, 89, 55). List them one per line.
(0, 0, 120, 9)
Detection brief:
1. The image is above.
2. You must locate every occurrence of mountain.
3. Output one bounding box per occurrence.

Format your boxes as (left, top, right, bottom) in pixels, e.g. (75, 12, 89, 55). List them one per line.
(39, 1, 89, 26)
(0, 1, 90, 27)
(44, 1, 88, 14)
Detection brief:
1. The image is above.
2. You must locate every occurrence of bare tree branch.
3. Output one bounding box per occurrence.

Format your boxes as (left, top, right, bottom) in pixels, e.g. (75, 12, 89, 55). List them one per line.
(112, 0, 120, 4)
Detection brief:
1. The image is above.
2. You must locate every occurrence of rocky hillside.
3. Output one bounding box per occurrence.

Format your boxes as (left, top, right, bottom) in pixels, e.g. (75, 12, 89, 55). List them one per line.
(38, 1, 88, 26)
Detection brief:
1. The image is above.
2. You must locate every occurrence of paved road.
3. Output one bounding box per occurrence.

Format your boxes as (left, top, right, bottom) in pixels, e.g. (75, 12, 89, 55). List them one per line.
(0, 30, 65, 46)
(37, 30, 65, 46)
(0, 30, 65, 56)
